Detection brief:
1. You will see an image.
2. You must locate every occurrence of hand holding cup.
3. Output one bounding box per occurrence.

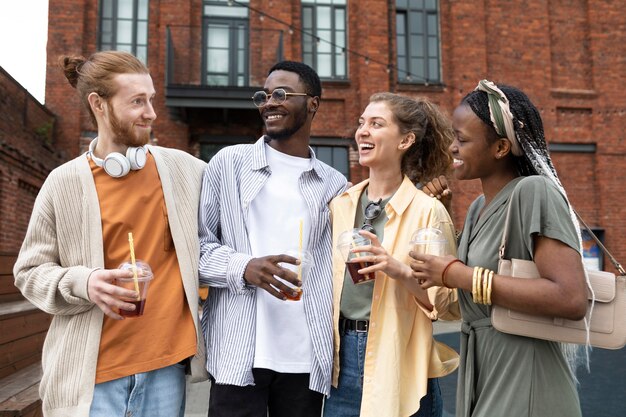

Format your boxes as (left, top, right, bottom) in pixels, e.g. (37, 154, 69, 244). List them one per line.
(116, 260, 154, 317)
(409, 227, 452, 287)
(88, 267, 140, 320)
(337, 229, 376, 284)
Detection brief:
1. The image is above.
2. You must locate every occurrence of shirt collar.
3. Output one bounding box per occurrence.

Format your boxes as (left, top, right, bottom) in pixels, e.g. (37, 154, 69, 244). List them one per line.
(251, 136, 327, 181)
(386, 176, 418, 217)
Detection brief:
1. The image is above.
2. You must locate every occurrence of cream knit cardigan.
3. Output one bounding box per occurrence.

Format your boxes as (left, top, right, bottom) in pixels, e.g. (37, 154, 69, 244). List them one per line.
(14, 146, 208, 417)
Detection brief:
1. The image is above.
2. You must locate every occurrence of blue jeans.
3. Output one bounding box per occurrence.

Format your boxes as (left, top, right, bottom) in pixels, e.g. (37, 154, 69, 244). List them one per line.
(90, 362, 186, 417)
(323, 329, 442, 417)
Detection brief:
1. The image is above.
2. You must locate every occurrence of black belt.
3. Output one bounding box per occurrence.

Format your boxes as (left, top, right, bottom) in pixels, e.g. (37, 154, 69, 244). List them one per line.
(339, 317, 369, 333)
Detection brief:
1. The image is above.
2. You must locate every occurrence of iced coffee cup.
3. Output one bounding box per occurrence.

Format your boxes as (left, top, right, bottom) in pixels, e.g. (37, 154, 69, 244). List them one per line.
(117, 260, 153, 317)
(337, 229, 376, 284)
(410, 227, 449, 256)
(278, 250, 314, 301)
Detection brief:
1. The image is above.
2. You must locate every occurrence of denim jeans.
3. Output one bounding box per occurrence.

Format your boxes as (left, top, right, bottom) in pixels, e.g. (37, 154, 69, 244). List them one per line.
(323, 329, 442, 417)
(90, 362, 186, 417)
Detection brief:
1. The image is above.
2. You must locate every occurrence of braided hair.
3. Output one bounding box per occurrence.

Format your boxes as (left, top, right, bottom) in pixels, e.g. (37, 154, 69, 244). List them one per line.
(462, 85, 560, 181)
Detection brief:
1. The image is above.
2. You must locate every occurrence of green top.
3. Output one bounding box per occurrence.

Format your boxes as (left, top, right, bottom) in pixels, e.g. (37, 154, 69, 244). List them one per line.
(340, 189, 391, 320)
(456, 176, 582, 417)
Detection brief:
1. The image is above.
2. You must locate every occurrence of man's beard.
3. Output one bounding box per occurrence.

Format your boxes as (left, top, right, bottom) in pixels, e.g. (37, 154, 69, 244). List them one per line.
(265, 107, 308, 141)
(108, 103, 150, 147)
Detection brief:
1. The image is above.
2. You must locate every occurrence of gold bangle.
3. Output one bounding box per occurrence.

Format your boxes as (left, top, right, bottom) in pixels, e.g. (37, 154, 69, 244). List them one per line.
(486, 270, 494, 305)
(472, 266, 484, 304)
(481, 268, 490, 305)
(477, 267, 484, 304)
(472, 267, 479, 303)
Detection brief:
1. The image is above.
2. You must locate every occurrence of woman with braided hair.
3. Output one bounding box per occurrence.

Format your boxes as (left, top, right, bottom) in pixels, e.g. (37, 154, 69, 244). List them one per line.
(409, 80, 588, 417)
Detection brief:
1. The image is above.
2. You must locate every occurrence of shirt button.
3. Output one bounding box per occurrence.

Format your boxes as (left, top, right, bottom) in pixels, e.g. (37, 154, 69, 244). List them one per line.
(370, 322, 376, 328)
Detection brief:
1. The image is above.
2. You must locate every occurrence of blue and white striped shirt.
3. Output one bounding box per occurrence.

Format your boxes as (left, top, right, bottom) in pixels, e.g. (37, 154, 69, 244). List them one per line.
(198, 137, 347, 395)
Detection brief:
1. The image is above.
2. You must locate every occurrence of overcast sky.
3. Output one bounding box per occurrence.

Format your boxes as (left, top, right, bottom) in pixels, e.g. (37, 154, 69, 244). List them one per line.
(0, 0, 49, 104)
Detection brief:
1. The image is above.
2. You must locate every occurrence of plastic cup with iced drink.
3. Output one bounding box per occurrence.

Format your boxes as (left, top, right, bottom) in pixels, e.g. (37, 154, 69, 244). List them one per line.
(116, 260, 153, 317)
(337, 229, 376, 284)
(410, 227, 449, 256)
(278, 250, 314, 301)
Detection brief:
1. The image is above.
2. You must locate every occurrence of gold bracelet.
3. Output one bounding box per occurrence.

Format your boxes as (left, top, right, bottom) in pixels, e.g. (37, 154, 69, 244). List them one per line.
(481, 268, 490, 305)
(477, 267, 484, 304)
(472, 267, 479, 303)
(486, 270, 494, 305)
(474, 267, 484, 304)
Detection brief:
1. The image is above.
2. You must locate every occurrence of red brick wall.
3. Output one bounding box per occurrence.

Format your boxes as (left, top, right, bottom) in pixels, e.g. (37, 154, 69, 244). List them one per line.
(0, 68, 64, 253)
(43, 0, 626, 272)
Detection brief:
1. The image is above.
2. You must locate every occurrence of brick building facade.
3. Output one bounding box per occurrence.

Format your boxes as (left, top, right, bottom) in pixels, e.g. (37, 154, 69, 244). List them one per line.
(0, 67, 63, 253)
(40, 0, 626, 272)
(0, 68, 59, 413)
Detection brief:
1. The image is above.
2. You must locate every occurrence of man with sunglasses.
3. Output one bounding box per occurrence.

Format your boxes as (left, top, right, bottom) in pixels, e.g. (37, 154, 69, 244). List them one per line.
(198, 61, 347, 417)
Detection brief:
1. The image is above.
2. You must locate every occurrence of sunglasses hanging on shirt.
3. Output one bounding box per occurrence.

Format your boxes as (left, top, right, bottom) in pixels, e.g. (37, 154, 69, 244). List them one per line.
(361, 198, 384, 234)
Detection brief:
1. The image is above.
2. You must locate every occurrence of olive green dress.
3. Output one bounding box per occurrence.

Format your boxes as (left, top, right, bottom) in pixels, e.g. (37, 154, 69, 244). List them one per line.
(456, 176, 582, 417)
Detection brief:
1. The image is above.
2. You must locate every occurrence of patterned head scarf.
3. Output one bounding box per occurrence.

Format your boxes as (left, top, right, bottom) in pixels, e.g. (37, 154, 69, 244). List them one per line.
(474, 79, 523, 156)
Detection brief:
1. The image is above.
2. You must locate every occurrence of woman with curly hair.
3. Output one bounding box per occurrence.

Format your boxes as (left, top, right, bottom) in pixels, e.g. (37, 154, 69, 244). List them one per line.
(324, 93, 460, 417)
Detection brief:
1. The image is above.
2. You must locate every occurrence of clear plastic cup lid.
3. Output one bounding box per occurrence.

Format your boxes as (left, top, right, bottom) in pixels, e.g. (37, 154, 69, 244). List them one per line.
(118, 260, 153, 278)
(410, 227, 447, 244)
(337, 229, 369, 248)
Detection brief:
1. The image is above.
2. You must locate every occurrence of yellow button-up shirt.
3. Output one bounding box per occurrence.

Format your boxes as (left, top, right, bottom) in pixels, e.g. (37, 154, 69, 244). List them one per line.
(330, 176, 460, 417)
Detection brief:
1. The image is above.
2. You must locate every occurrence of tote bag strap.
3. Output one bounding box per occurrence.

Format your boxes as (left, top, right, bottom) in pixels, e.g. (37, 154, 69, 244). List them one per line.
(498, 195, 515, 262)
(573, 209, 626, 275)
(497, 186, 625, 275)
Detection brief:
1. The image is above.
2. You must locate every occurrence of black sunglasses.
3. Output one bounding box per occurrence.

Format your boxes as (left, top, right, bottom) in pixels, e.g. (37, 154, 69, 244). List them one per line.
(361, 198, 384, 234)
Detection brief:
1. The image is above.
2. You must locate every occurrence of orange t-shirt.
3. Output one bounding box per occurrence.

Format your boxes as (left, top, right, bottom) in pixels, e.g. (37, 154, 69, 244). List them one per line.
(90, 152, 197, 384)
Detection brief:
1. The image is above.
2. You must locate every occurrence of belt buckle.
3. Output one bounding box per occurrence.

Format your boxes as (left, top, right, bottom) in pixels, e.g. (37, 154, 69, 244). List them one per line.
(355, 319, 368, 333)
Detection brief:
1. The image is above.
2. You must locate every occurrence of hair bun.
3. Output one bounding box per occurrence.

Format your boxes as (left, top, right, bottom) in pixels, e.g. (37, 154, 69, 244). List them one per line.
(59, 55, 86, 88)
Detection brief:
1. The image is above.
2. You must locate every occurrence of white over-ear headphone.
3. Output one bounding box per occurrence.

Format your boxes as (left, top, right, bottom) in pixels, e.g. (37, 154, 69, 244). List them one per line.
(88, 138, 147, 178)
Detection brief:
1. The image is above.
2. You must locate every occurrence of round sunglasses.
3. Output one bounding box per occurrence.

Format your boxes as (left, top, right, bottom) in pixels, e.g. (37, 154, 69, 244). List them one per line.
(251, 88, 313, 107)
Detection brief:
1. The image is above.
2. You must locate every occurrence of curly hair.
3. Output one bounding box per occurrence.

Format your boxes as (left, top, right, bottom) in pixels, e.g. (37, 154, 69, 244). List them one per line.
(369, 92, 453, 184)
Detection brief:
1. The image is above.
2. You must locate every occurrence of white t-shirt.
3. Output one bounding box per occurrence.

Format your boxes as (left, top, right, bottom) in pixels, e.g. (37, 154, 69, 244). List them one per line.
(249, 143, 313, 373)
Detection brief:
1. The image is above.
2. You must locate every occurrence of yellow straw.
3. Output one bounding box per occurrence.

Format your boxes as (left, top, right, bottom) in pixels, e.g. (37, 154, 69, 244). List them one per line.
(298, 219, 303, 280)
(128, 232, 141, 300)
